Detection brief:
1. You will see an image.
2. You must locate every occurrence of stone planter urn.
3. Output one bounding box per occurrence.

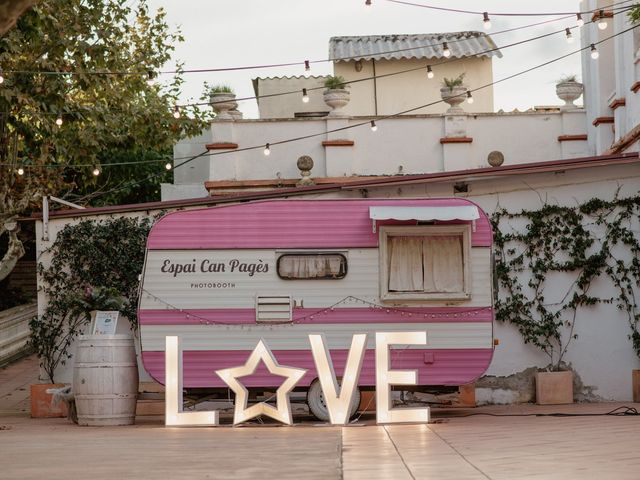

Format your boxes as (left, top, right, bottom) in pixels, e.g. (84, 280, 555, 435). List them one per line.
(440, 85, 467, 114)
(211, 92, 238, 121)
(556, 81, 583, 110)
(323, 88, 350, 116)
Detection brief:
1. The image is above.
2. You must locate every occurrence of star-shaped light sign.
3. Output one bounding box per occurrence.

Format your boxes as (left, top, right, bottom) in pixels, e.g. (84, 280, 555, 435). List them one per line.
(215, 339, 307, 425)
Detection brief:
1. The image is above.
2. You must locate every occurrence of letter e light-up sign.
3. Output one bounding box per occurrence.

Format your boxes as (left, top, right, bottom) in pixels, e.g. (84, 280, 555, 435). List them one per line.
(308, 333, 367, 425)
(375, 331, 430, 424)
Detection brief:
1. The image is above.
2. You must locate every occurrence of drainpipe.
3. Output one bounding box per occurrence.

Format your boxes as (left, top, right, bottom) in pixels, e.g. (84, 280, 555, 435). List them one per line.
(372, 59, 378, 115)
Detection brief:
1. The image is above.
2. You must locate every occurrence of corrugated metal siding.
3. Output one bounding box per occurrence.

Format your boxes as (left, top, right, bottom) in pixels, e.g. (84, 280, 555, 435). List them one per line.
(139, 248, 492, 310)
(329, 32, 502, 61)
(140, 322, 493, 351)
(142, 348, 494, 387)
(146, 198, 492, 250)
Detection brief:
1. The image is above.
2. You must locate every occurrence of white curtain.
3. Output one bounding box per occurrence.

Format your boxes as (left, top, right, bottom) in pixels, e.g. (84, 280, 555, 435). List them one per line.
(388, 235, 464, 293)
(423, 236, 464, 292)
(388, 237, 424, 291)
(279, 255, 343, 279)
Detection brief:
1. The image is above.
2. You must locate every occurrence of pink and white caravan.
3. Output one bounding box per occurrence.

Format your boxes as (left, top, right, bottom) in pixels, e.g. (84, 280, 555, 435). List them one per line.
(138, 198, 495, 418)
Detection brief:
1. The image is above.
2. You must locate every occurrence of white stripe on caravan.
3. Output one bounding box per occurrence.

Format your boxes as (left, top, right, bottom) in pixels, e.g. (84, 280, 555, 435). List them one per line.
(140, 322, 493, 351)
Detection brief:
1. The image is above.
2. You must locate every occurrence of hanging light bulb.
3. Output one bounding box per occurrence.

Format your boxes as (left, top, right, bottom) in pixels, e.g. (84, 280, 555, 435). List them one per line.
(55, 114, 63, 126)
(264, 143, 271, 156)
(466, 90, 474, 104)
(483, 12, 491, 30)
(590, 44, 599, 59)
(304, 60, 310, 72)
(565, 28, 574, 44)
(0, 71, 4, 84)
(576, 13, 584, 27)
(173, 105, 181, 119)
(92, 166, 101, 176)
(370, 120, 378, 131)
(302, 88, 309, 103)
(165, 162, 172, 170)
(146, 70, 156, 86)
(17, 167, 24, 176)
(597, 10, 608, 30)
(426, 65, 434, 79)
(442, 41, 451, 58)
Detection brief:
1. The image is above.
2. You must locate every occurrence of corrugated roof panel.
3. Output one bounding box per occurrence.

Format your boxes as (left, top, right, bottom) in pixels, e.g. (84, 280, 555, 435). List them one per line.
(329, 32, 502, 61)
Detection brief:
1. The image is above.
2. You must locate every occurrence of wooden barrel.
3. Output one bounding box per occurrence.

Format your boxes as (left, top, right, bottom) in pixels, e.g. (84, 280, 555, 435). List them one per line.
(73, 335, 138, 426)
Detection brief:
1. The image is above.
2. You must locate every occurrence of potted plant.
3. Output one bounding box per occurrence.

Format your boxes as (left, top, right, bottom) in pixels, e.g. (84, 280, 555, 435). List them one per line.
(440, 73, 467, 113)
(28, 286, 126, 418)
(323, 75, 350, 116)
(208, 84, 237, 120)
(555, 74, 583, 110)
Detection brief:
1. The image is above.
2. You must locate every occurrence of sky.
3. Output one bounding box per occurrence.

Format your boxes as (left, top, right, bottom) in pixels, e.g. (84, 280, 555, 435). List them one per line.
(146, 0, 585, 118)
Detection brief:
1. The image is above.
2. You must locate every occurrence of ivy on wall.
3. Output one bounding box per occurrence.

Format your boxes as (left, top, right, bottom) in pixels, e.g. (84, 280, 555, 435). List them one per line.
(491, 194, 640, 370)
(31, 216, 153, 382)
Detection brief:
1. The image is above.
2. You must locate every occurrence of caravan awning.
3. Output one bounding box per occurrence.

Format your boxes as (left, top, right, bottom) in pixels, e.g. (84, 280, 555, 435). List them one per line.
(368, 205, 479, 232)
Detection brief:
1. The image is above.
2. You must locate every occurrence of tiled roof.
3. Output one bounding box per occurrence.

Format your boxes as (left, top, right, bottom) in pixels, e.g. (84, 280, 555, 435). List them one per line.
(329, 32, 502, 61)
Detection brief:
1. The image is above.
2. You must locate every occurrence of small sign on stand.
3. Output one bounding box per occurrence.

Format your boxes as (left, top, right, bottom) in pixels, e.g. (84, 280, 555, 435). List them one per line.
(92, 311, 120, 335)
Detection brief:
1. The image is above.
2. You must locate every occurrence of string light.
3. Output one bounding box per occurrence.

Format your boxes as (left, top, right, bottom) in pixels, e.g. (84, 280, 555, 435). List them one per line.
(17, 167, 24, 176)
(146, 70, 156, 86)
(590, 43, 599, 59)
(576, 13, 584, 27)
(370, 120, 378, 131)
(304, 60, 310, 72)
(426, 65, 434, 79)
(92, 166, 101, 176)
(302, 88, 309, 103)
(565, 28, 574, 43)
(264, 143, 271, 156)
(0, 71, 4, 84)
(442, 41, 451, 58)
(598, 10, 608, 30)
(55, 114, 63, 126)
(173, 105, 181, 119)
(165, 162, 172, 170)
(466, 90, 474, 104)
(483, 12, 492, 30)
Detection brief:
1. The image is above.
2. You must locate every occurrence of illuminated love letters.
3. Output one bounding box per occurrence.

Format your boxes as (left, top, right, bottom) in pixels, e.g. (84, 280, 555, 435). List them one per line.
(164, 332, 431, 427)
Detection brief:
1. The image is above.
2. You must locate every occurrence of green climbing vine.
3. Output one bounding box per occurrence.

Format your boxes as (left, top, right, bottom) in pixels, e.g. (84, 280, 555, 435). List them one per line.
(491, 193, 640, 370)
(30, 216, 153, 382)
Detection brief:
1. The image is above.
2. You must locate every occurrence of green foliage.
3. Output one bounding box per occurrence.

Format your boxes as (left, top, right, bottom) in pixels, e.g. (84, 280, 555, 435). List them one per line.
(208, 84, 234, 94)
(628, 4, 640, 23)
(0, 0, 211, 213)
(557, 74, 578, 84)
(491, 193, 640, 370)
(32, 216, 152, 382)
(323, 75, 348, 90)
(442, 73, 466, 90)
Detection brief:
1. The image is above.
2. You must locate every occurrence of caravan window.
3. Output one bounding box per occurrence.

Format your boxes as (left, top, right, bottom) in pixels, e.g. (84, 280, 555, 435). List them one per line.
(379, 225, 470, 301)
(277, 253, 347, 280)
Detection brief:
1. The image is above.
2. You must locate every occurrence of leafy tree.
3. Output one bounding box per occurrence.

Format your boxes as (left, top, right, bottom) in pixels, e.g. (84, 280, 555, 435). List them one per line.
(0, 0, 210, 279)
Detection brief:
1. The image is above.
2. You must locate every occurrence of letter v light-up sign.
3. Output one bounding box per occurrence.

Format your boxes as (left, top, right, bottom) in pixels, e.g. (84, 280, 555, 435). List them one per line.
(165, 336, 219, 426)
(308, 333, 367, 425)
(376, 331, 430, 424)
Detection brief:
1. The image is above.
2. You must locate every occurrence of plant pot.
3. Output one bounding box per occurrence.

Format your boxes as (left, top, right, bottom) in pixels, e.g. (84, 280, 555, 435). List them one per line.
(30, 383, 68, 418)
(535, 370, 573, 405)
(633, 369, 640, 403)
(440, 85, 467, 113)
(210, 93, 238, 121)
(323, 88, 350, 116)
(555, 81, 583, 109)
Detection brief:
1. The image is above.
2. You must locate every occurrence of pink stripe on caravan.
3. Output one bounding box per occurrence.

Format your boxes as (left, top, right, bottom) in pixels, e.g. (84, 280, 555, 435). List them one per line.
(146, 198, 492, 250)
(138, 306, 493, 325)
(141, 348, 494, 388)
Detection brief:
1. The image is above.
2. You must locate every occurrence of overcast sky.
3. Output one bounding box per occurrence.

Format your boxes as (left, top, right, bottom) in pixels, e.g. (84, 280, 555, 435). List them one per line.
(146, 0, 584, 118)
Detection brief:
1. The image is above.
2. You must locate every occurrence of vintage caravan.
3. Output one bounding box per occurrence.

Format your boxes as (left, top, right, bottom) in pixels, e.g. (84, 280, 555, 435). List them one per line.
(138, 198, 495, 418)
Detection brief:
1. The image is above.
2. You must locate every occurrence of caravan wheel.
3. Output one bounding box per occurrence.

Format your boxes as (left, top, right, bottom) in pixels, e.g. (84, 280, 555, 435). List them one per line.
(306, 379, 361, 422)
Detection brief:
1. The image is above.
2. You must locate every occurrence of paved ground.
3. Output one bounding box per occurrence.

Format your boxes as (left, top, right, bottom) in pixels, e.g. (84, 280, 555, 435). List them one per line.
(2, 356, 640, 479)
